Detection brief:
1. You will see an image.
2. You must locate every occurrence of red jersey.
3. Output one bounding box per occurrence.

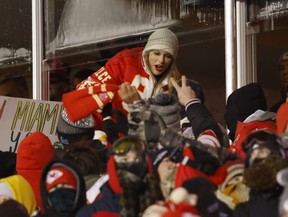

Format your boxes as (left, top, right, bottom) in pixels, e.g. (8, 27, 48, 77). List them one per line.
(77, 47, 173, 114)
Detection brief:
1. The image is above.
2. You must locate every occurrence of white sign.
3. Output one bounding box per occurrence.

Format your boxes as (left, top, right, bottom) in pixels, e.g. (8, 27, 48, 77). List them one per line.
(0, 96, 63, 152)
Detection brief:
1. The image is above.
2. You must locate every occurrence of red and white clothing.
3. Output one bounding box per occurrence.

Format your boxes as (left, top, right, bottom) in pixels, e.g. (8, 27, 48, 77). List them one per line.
(182, 98, 226, 147)
(77, 47, 177, 115)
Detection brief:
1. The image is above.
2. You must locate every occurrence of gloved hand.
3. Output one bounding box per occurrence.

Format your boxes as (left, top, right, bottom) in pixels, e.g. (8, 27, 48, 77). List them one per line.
(113, 109, 129, 136)
(102, 103, 119, 144)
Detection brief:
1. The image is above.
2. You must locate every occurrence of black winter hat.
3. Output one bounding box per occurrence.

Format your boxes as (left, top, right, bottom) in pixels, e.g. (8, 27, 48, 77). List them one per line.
(182, 177, 217, 210)
(224, 83, 267, 141)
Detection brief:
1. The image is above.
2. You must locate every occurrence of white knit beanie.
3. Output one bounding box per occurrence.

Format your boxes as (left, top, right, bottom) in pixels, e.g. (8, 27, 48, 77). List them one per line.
(144, 28, 179, 60)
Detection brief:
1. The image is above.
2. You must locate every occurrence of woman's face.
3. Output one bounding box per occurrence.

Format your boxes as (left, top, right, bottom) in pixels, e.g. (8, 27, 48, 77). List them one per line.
(148, 50, 173, 76)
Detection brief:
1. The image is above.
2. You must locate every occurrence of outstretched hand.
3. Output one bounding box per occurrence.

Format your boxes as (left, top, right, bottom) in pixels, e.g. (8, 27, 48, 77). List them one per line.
(170, 75, 196, 106)
(118, 82, 141, 104)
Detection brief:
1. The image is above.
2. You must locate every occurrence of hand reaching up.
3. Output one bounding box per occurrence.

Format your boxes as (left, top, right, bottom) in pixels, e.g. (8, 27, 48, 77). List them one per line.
(170, 75, 196, 106)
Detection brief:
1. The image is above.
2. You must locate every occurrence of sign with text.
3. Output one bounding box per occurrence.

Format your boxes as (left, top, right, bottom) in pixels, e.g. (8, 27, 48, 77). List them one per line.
(0, 96, 63, 152)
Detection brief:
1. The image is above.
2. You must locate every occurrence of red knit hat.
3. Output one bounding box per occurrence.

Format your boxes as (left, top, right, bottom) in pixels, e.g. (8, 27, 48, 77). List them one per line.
(277, 102, 288, 134)
(46, 167, 77, 191)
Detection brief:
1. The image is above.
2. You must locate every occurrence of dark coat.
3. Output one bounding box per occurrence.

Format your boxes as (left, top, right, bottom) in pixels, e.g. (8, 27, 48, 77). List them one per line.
(234, 188, 282, 217)
(186, 99, 227, 147)
(76, 182, 120, 217)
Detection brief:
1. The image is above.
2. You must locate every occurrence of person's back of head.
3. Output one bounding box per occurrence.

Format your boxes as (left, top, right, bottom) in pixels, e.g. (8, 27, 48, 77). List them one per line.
(62, 146, 101, 190)
(0, 199, 29, 217)
(224, 83, 267, 141)
(57, 108, 95, 148)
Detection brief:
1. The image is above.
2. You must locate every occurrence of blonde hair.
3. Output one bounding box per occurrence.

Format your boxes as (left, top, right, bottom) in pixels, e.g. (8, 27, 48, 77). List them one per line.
(143, 50, 180, 94)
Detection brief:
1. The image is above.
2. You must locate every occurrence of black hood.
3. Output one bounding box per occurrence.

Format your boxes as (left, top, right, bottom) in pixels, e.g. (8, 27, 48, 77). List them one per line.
(40, 159, 87, 217)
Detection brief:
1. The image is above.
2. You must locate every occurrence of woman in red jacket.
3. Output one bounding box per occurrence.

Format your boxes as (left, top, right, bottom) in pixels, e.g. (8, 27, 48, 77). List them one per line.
(63, 28, 180, 123)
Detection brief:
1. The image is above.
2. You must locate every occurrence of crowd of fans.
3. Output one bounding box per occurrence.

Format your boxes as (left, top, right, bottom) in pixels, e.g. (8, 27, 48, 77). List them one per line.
(1, 28, 288, 217)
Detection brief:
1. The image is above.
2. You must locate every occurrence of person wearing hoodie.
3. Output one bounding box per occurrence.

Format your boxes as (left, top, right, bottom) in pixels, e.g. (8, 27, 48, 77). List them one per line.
(36, 159, 87, 217)
(16, 131, 56, 213)
(0, 174, 37, 216)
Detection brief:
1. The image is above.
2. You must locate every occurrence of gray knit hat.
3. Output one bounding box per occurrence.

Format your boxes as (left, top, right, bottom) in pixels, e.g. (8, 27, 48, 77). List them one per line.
(143, 28, 179, 60)
(148, 93, 181, 132)
(57, 108, 95, 135)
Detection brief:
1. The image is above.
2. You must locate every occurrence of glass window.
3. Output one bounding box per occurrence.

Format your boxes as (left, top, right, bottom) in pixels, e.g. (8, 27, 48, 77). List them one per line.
(0, 0, 32, 98)
(44, 0, 227, 123)
(247, 0, 288, 111)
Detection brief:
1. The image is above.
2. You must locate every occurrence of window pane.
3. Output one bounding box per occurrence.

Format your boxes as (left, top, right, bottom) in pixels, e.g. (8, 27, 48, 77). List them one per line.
(0, 0, 32, 98)
(247, 0, 288, 34)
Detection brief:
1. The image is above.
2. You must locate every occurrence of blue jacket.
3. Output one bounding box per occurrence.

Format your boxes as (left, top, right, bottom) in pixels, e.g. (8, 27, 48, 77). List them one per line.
(76, 182, 120, 217)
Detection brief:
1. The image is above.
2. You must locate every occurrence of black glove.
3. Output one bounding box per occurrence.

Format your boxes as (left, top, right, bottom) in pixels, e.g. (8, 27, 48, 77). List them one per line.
(102, 103, 119, 144)
(113, 109, 129, 136)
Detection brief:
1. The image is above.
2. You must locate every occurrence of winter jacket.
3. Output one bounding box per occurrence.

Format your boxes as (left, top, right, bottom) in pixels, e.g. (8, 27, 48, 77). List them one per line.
(184, 98, 227, 147)
(76, 182, 120, 217)
(234, 188, 282, 217)
(227, 110, 277, 159)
